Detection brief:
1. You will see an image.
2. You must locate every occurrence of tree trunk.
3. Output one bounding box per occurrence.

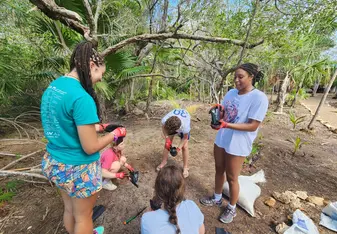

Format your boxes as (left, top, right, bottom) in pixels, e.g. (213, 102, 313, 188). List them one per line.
(189, 83, 193, 100)
(217, 68, 235, 101)
(291, 77, 304, 107)
(209, 84, 213, 103)
(196, 80, 201, 101)
(146, 77, 154, 114)
(98, 94, 107, 122)
(130, 79, 135, 100)
(125, 91, 130, 113)
(202, 81, 205, 103)
(308, 69, 337, 129)
(270, 85, 275, 104)
(275, 71, 290, 113)
(276, 80, 281, 104)
(312, 78, 320, 97)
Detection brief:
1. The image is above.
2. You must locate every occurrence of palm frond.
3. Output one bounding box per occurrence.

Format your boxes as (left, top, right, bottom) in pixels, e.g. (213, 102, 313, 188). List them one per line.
(116, 66, 149, 79)
(105, 51, 136, 74)
(95, 81, 114, 100)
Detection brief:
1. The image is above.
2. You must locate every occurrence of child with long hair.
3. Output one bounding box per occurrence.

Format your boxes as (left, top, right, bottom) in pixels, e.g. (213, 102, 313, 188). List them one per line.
(141, 165, 205, 234)
(100, 137, 134, 190)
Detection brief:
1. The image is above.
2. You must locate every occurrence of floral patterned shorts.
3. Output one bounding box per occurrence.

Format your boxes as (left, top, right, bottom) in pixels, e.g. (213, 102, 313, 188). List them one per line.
(42, 152, 102, 198)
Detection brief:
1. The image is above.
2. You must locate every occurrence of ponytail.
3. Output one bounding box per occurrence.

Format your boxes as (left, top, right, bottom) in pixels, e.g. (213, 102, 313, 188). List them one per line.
(237, 63, 264, 86)
(154, 165, 185, 234)
(69, 41, 104, 120)
(167, 202, 181, 234)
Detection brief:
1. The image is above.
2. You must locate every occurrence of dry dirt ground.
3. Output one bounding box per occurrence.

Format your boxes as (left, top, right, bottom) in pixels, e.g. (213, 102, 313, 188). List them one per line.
(0, 100, 337, 234)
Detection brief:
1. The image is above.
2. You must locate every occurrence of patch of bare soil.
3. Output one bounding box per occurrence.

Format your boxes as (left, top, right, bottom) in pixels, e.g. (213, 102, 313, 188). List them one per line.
(1, 101, 337, 234)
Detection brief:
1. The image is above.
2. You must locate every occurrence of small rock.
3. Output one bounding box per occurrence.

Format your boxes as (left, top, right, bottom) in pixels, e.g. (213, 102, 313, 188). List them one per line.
(264, 197, 276, 207)
(284, 191, 297, 200)
(307, 202, 315, 207)
(256, 211, 263, 216)
(290, 198, 302, 209)
(27, 226, 32, 230)
(136, 101, 147, 110)
(296, 191, 308, 200)
(306, 196, 324, 206)
(276, 222, 290, 234)
(273, 191, 297, 204)
(323, 199, 331, 206)
(132, 107, 144, 116)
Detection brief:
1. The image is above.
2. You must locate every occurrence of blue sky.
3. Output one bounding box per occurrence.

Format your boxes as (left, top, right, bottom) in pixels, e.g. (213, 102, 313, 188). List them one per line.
(324, 32, 337, 61)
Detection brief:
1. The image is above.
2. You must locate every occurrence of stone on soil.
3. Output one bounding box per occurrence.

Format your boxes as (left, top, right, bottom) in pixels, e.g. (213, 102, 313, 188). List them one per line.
(295, 191, 308, 200)
(276, 222, 290, 234)
(306, 196, 324, 206)
(264, 197, 276, 207)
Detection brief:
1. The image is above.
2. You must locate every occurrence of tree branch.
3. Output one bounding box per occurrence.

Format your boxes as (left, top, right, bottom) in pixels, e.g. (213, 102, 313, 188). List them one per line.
(274, 0, 298, 15)
(101, 32, 264, 57)
(0, 170, 47, 180)
(237, 0, 259, 65)
(82, 0, 95, 35)
(29, 0, 89, 36)
(1, 149, 45, 170)
(94, 0, 103, 33)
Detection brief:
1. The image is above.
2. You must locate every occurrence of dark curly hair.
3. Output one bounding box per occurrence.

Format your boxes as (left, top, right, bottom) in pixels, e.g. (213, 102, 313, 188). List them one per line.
(237, 63, 264, 86)
(164, 116, 181, 135)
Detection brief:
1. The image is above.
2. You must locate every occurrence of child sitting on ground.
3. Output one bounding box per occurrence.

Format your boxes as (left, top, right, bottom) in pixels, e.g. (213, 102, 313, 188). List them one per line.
(100, 137, 133, 190)
(141, 164, 205, 234)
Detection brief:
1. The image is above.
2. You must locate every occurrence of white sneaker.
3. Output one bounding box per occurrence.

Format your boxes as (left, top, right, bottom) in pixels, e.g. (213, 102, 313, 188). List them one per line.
(102, 179, 117, 191)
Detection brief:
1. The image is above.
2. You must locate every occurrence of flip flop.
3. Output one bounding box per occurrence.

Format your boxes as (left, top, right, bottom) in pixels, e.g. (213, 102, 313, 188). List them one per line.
(92, 205, 105, 222)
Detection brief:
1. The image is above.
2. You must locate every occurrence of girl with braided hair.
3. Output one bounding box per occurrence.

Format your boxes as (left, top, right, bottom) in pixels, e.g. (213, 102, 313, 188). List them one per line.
(200, 63, 268, 223)
(41, 41, 126, 234)
(141, 165, 205, 234)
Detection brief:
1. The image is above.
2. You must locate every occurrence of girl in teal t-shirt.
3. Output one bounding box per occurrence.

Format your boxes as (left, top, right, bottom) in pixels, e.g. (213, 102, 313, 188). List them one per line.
(41, 42, 125, 234)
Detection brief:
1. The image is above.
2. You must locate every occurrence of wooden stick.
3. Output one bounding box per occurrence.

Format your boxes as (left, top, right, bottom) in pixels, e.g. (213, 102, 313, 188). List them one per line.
(191, 136, 201, 143)
(10, 167, 34, 171)
(54, 221, 62, 234)
(0, 170, 47, 180)
(42, 206, 49, 221)
(11, 164, 42, 171)
(0, 139, 46, 145)
(1, 149, 44, 170)
(21, 179, 48, 184)
(0, 152, 17, 157)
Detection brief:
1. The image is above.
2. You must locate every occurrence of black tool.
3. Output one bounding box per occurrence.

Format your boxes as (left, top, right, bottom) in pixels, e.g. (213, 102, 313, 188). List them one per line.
(215, 227, 231, 234)
(125, 164, 139, 188)
(103, 124, 124, 132)
(169, 146, 178, 157)
(127, 170, 139, 188)
(209, 106, 221, 125)
(92, 205, 105, 222)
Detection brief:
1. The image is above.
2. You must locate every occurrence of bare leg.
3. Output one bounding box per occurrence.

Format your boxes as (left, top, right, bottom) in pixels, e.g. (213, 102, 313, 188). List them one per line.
(60, 190, 75, 234)
(72, 193, 98, 234)
(101, 161, 121, 179)
(224, 152, 245, 205)
(182, 140, 189, 169)
(214, 144, 227, 194)
(157, 135, 174, 170)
